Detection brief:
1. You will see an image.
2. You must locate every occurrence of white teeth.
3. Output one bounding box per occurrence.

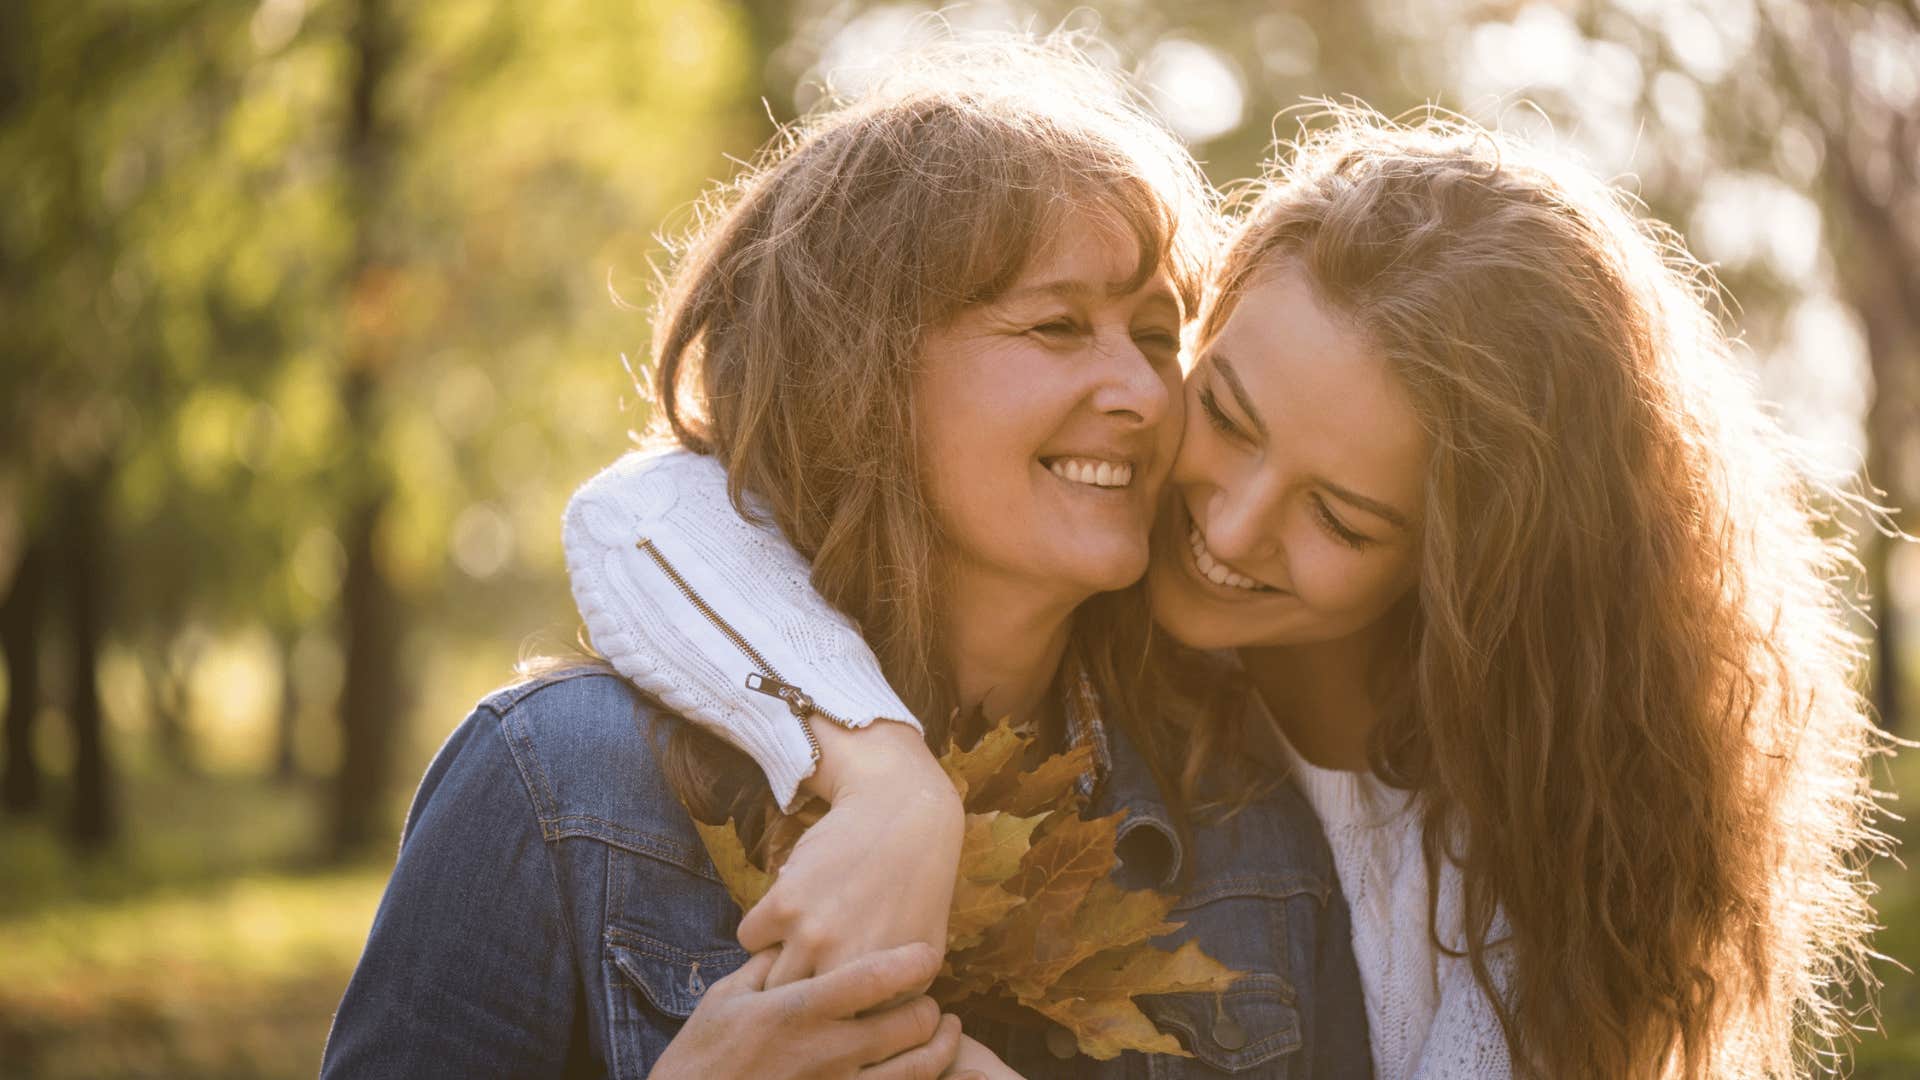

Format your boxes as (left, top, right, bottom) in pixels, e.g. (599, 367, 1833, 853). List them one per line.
(1047, 457, 1133, 489)
(1187, 524, 1269, 591)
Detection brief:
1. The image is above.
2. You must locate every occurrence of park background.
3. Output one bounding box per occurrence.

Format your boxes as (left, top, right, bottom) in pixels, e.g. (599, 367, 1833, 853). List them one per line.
(3, 0, 1917, 1075)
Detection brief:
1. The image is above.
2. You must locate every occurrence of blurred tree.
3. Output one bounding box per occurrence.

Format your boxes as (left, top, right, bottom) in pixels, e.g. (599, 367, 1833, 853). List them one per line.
(329, 0, 406, 860)
(1, 536, 48, 815)
(1750, 0, 1920, 729)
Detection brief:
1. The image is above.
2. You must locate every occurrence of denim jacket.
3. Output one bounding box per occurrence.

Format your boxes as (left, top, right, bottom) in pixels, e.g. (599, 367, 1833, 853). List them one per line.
(322, 668, 1371, 1078)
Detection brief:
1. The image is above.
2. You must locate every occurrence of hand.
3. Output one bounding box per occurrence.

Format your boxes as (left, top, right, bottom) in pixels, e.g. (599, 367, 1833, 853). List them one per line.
(649, 943, 964, 1080)
(740, 719, 965, 988)
(943, 1034, 1025, 1079)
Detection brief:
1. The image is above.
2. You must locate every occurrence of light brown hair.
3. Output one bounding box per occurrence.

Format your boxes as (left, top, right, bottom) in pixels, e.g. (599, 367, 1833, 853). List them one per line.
(643, 41, 1216, 818)
(1203, 107, 1890, 1077)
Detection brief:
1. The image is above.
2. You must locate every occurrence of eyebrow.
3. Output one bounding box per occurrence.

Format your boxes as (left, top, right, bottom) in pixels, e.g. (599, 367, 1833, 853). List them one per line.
(1320, 479, 1415, 531)
(1003, 278, 1181, 307)
(1209, 351, 1270, 441)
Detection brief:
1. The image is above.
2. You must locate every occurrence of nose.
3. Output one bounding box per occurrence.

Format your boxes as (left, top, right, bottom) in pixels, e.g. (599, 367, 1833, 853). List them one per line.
(1203, 476, 1282, 565)
(1090, 334, 1172, 430)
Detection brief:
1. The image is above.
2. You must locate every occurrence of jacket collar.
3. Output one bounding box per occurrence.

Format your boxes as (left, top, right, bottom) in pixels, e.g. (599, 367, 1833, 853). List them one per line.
(1065, 665, 1184, 890)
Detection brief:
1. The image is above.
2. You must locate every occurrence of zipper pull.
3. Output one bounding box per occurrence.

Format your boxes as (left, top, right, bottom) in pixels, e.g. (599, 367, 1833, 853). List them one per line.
(744, 672, 816, 718)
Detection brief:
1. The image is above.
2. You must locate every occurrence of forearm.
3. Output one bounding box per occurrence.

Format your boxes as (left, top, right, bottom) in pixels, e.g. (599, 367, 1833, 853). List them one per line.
(565, 447, 932, 809)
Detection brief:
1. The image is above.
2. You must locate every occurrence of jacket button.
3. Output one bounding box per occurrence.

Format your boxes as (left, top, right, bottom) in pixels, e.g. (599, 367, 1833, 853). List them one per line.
(1212, 1015, 1247, 1051)
(1046, 1025, 1079, 1058)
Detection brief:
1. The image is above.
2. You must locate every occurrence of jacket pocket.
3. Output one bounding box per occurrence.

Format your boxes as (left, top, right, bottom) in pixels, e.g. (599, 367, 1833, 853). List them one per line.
(1134, 872, 1322, 1076)
(1139, 971, 1301, 1075)
(607, 929, 751, 1019)
(603, 930, 751, 1080)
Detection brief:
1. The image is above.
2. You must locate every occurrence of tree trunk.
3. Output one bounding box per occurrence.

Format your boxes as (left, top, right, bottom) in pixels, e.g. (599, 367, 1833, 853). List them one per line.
(331, 489, 403, 856)
(144, 640, 197, 775)
(328, 0, 404, 860)
(62, 469, 113, 850)
(274, 632, 300, 782)
(1, 535, 46, 815)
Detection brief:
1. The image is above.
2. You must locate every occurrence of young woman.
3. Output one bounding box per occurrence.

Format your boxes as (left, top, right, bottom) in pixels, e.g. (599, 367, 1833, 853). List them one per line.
(322, 44, 1372, 1079)
(580, 109, 1889, 1077)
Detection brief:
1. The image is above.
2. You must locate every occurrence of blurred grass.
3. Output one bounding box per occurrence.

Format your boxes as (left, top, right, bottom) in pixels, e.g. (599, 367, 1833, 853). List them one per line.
(0, 775, 389, 1079)
(0, 742, 1915, 1078)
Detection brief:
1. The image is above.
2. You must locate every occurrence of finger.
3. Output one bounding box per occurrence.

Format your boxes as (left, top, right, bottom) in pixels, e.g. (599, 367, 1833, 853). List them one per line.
(839, 995, 942, 1067)
(706, 947, 778, 999)
(858, 1013, 963, 1079)
(736, 887, 790, 954)
(772, 942, 941, 1021)
(763, 936, 814, 989)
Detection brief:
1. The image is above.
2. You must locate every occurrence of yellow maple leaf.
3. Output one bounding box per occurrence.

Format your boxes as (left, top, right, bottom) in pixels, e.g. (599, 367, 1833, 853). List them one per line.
(693, 818, 773, 911)
(959, 810, 1046, 885)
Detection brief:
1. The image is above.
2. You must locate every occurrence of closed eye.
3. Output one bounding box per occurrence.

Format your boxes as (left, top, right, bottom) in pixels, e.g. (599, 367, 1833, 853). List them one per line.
(1311, 494, 1375, 550)
(1134, 330, 1179, 365)
(1197, 381, 1244, 441)
(1029, 319, 1084, 340)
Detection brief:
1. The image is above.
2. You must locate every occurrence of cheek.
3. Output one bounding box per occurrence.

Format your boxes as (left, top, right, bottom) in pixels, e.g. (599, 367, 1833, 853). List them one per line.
(1290, 536, 1414, 620)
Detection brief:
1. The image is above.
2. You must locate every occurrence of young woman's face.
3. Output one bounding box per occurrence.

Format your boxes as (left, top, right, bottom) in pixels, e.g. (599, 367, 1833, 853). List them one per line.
(915, 211, 1185, 602)
(1146, 263, 1428, 650)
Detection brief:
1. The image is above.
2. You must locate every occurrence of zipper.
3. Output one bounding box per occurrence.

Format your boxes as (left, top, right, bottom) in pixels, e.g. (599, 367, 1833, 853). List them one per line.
(635, 537, 847, 762)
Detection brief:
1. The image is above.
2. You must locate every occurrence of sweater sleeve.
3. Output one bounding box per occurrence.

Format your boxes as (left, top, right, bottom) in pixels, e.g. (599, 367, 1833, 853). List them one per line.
(563, 446, 921, 810)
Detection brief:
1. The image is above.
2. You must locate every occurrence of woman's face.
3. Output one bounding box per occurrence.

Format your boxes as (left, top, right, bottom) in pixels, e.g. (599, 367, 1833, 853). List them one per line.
(1146, 263, 1428, 650)
(915, 210, 1185, 603)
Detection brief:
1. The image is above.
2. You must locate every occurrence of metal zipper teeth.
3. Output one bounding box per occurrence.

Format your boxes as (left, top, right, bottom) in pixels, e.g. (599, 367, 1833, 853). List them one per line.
(635, 538, 848, 759)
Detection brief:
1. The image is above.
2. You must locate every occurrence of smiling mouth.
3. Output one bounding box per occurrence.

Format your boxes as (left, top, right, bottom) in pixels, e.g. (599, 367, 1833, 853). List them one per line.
(1044, 456, 1134, 490)
(1187, 523, 1278, 592)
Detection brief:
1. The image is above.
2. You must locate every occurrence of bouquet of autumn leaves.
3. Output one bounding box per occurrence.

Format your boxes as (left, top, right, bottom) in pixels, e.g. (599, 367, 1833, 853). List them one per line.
(693, 721, 1242, 1060)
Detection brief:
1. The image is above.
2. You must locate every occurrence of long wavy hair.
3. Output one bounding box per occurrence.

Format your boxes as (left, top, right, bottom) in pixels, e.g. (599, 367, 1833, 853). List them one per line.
(636, 40, 1216, 826)
(1200, 107, 1890, 1077)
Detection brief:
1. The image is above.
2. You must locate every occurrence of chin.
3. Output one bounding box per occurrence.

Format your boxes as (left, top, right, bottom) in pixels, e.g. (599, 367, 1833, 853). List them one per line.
(1062, 543, 1151, 594)
(1145, 556, 1259, 649)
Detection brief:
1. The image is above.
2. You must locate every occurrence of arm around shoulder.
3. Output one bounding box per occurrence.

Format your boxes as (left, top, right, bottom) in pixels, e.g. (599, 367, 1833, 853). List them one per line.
(564, 447, 931, 810)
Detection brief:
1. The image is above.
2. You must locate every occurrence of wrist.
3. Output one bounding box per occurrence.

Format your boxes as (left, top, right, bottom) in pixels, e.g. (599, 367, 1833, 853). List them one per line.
(803, 717, 955, 806)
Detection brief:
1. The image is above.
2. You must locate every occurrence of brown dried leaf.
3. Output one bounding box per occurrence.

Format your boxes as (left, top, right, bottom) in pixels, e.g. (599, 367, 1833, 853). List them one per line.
(693, 818, 772, 912)
(1051, 938, 1241, 1000)
(996, 741, 1095, 817)
(998, 878, 1181, 999)
(1006, 810, 1123, 901)
(947, 878, 1024, 950)
(701, 719, 1246, 1063)
(938, 724, 1027, 808)
(1028, 995, 1188, 1061)
(955, 812, 1123, 981)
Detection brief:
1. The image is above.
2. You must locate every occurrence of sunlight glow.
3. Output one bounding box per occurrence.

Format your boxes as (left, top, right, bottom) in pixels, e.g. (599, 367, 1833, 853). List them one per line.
(1140, 39, 1245, 144)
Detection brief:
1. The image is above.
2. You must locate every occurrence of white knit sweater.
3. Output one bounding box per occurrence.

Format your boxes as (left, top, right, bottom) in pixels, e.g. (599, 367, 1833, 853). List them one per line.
(1271, 728, 1515, 1080)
